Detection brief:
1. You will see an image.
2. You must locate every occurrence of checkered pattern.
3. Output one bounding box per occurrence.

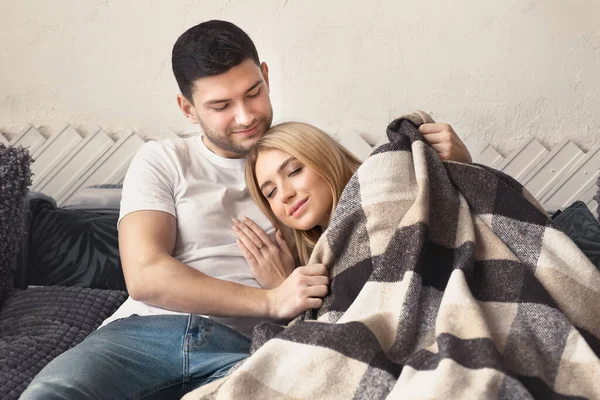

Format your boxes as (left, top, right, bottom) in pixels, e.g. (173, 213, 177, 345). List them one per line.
(185, 113, 600, 399)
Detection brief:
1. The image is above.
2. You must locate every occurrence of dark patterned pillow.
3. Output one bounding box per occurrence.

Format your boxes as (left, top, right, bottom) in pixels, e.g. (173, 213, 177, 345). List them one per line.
(26, 199, 126, 290)
(0, 145, 32, 305)
(553, 201, 600, 269)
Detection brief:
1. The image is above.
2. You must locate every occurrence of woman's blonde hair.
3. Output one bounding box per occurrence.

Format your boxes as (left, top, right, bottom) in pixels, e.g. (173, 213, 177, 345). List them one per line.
(246, 122, 362, 264)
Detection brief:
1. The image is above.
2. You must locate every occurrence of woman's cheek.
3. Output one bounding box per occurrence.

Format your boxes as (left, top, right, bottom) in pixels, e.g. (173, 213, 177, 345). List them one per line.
(274, 204, 287, 222)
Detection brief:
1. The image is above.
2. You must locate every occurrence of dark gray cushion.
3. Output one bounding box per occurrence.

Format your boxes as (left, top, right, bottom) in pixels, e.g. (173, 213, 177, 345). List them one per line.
(14, 193, 57, 289)
(553, 201, 600, 269)
(596, 174, 599, 222)
(0, 286, 128, 399)
(0, 145, 32, 304)
(25, 198, 126, 290)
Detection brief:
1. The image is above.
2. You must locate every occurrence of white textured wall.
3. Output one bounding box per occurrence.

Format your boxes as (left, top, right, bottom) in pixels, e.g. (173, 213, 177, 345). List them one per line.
(1, 0, 599, 154)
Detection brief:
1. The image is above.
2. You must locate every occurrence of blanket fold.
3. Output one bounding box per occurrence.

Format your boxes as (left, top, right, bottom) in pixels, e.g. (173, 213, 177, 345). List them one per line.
(185, 113, 600, 400)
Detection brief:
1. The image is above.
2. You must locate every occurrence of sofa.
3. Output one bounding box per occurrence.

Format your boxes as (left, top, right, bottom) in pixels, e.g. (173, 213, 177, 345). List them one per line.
(1, 143, 599, 399)
(0, 144, 128, 399)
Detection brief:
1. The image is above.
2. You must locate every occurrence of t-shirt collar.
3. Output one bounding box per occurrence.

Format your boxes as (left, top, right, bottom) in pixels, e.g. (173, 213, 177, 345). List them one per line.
(196, 135, 246, 170)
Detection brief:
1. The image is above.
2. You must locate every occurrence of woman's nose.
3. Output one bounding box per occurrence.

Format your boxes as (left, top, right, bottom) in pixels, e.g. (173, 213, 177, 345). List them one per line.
(279, 184, 295, 203)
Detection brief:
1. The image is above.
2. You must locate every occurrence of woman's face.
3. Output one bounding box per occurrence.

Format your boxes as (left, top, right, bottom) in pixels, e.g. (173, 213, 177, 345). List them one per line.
(255, 148, 333, 231)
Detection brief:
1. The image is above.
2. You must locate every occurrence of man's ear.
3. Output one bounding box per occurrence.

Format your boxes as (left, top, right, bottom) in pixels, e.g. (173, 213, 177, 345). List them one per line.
(176, 94, 199, 124)
(261, 62, 270, 90)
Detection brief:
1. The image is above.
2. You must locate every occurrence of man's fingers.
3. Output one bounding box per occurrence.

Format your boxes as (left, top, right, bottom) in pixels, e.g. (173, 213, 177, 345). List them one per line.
(307, 284, 329, 298)
(429, 142, 450, 154)
(419, 123, 451, 135)
(420, 130, 455, 145)
(299, 263, 328, 277)
(419, 131, 443, 144)
(307, 298, 324, 309)
(306, 274, 329, 287)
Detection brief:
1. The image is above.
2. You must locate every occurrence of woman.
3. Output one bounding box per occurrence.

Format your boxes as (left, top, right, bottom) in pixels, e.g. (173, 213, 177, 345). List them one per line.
(232, 120, 470, 279)
(233, 122, 360, 267)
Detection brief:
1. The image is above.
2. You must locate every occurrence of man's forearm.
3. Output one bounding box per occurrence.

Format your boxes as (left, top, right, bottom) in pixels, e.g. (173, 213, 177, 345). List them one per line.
(127, 254, 272, 318)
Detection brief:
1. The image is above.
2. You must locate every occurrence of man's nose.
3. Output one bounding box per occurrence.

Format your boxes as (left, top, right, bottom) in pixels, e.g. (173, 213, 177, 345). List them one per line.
(235, 103, 255, 127)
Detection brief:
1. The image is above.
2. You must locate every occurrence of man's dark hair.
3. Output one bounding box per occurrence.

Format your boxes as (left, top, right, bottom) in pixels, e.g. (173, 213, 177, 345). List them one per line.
(172, 20, 260, 102)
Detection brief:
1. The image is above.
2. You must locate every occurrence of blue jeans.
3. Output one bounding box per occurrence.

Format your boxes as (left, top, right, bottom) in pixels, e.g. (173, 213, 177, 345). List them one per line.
(20, 315, 250, 399)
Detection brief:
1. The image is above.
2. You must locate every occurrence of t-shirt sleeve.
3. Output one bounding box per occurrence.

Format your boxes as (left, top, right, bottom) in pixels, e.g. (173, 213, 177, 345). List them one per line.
(118, 141, 178, 226)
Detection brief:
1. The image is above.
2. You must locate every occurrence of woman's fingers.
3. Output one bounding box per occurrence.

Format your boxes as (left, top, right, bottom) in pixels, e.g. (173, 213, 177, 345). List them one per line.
(236, 239, 257, 266)
(241, 216, 274, 247)
(233, 217, 268, 250)
(233, 222, 263, 259)
(275, 230, 293, 257)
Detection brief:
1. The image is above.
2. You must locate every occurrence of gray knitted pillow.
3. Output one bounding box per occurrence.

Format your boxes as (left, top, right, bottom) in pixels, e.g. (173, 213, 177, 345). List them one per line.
(0, 144, 32, 305)
(596, 174, 600, 222)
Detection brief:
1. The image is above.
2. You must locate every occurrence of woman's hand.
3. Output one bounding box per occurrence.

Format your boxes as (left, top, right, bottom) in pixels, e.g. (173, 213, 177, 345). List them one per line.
(233, 216, 296, 289)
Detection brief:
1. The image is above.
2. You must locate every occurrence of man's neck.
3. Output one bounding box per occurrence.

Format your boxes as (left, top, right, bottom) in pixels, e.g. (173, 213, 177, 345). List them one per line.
(201, 135, 245, 159)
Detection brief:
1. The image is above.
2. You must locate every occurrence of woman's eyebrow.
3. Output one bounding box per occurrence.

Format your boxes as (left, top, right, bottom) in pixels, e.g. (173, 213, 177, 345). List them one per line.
(259, 157, 295, 191)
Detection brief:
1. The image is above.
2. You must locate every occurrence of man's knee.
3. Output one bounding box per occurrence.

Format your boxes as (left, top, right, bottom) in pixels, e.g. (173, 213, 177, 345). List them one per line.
(21, 337, 115, 399)
(21, 377, 91, 400)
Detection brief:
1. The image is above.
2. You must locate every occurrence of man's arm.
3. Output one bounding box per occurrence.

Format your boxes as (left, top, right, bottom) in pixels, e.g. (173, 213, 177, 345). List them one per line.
(119, 210, 328, 320)
(419, 123, 472, 163)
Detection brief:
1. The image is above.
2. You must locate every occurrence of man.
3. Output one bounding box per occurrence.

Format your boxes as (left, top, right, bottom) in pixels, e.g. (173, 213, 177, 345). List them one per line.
(22, 20, 471, 399)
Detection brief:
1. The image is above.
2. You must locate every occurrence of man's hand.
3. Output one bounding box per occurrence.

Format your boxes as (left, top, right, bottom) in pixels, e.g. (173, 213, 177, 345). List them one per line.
(419, 123, 472, 163)
(266, 264, 329, 319)
(233, 217, 296, 289)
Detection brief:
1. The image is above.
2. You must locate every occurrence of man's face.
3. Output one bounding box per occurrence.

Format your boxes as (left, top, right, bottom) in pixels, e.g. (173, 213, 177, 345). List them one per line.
(177, 59, 273, 158)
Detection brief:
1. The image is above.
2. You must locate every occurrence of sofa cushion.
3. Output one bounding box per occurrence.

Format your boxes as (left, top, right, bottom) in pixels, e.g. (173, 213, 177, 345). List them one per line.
(553, 200, 600, 269)
(13, 193, 56, 289)
(596, 174, 599, 222)
(61, 184, 123, 210)
(0, 286, 128, 399)
(26, 199, 127, 291)
(0, 144, 32, 305)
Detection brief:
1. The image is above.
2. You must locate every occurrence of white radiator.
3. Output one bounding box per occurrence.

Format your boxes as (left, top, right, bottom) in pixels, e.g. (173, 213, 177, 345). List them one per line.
(1, 126, 598, 217)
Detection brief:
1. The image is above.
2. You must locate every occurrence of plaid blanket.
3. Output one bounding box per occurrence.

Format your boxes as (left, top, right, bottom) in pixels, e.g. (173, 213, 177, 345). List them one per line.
(184, 112, 600, 399)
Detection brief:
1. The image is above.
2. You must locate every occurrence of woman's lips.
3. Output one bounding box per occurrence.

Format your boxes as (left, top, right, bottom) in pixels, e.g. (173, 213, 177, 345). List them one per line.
(289, 198, 308, 217)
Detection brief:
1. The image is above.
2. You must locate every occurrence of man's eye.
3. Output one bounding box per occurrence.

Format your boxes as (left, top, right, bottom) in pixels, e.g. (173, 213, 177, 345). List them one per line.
(212, 104, 228, 112)
(248, 88, 261, 98)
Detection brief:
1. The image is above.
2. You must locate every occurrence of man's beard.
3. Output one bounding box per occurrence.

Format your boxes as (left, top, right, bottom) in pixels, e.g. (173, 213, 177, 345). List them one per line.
(199, 111, 273, 157)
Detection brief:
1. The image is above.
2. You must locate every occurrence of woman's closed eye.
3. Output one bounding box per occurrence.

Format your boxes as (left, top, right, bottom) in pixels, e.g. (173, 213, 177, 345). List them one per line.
(264, 168, 302, 199)
(288, 167, 302, 177)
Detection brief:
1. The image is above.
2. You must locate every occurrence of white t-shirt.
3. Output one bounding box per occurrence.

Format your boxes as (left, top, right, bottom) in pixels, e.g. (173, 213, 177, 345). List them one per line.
(101, 136, 277, 337)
